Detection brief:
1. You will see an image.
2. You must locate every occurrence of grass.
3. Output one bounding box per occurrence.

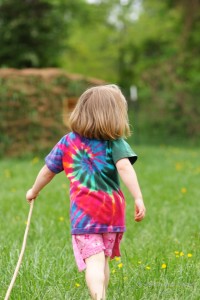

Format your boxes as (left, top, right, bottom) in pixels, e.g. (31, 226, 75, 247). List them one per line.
(0, 144, 200, 300)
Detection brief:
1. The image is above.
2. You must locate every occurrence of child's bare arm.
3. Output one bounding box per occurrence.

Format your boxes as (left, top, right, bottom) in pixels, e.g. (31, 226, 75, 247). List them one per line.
(116, 158, 146, 222)
(26, 164, 56, 202)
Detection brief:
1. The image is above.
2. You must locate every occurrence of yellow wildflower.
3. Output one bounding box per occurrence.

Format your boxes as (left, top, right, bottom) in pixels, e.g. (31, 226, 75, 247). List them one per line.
(31, 157, 39, 164)
(179, 252, 184, 257)
(4, 169, 11, 178)
(138, 261, 142, 264)
(161, 264, 167, 269)
(118, 263, 123, 268)
(146, 266, 151, 270)
(115, 257, 120, 261)
(112, 269, 116, 274)
(174, 251, 179, 255)
(75, 283, 80, 287)
(187, 253, 192, 258)
(181, 188, 187, 194)
(175, 163, 183, 171)
(195, 167, 200, 174)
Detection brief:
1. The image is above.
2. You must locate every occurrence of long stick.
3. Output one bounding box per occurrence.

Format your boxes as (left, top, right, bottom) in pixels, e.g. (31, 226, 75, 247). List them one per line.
(4, 201, 34, 300)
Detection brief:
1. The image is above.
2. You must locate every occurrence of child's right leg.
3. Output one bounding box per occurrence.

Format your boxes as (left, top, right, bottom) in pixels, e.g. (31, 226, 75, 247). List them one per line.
(85, 251, 106, 300)
(73, 233, 122, 299)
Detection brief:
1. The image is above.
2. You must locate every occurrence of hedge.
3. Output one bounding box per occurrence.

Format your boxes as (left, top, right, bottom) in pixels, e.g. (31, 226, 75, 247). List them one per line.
(0, 68, 105, 156)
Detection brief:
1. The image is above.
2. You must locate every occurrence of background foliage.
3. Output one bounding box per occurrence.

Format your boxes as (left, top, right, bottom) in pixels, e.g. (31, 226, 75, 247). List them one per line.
(0, 69, 105, 156)
(0, 0, 199, 145)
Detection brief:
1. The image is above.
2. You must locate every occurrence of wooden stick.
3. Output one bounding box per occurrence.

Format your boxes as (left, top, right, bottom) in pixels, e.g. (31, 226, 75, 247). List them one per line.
(4, 201, 34, 300)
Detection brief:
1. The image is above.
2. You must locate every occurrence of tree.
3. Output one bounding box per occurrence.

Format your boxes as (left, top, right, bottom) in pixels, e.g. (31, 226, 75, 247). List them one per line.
(0, 0, 85, 67)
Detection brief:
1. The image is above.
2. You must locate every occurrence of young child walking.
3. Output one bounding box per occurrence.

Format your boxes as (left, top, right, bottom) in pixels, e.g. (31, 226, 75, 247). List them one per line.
(26, 84, 146, 300)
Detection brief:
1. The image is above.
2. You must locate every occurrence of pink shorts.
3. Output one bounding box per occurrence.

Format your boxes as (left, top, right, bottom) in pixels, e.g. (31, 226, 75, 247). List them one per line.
(72, 232, 123, 272)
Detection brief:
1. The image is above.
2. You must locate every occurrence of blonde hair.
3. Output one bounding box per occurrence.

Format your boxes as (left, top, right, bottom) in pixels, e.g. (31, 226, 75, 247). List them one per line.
(69, 84, 131, 140)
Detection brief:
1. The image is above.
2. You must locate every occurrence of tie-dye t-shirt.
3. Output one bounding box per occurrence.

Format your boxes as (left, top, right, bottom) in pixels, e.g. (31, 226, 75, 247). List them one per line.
(45, 132, 137, 234)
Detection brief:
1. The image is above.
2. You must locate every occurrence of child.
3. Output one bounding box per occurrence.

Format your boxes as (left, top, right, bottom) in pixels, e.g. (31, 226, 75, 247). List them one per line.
(26, 84, 146, 300)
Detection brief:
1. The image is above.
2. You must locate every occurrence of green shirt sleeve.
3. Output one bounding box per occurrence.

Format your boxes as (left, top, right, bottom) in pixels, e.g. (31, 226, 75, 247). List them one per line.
(111, 138, 138, 165)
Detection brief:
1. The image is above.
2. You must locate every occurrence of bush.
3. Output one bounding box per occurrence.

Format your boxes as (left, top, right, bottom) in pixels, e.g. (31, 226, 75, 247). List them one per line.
(0, 68, 105, 156)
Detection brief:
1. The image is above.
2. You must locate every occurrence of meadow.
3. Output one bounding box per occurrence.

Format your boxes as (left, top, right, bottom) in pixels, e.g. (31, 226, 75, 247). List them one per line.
(0, 144, 200, 300)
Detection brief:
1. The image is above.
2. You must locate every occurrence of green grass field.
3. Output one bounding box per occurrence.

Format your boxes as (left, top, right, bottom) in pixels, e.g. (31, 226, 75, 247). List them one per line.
(1, 145, 200, 300)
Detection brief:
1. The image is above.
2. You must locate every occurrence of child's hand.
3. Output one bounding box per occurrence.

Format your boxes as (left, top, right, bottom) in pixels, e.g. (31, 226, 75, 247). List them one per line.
(134, 198, 146, 222)
(26, 188, 38, 204)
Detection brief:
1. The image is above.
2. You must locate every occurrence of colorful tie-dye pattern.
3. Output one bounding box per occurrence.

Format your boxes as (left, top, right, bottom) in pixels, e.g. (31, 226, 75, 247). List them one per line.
(45, 132, 137, 234)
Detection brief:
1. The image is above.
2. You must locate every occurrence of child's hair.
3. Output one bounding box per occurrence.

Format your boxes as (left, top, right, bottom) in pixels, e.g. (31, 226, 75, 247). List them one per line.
(69, 84, 131, 140)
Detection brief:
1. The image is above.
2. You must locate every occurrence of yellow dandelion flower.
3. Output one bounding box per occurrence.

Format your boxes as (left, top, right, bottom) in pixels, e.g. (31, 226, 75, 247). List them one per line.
(179, 252, 184, 257)
(161, 264, 167, 269)
(4, 169, 11, 178)
(59, 217, 64, 222)
(118, 263, 123, 268)
(75, 283, 80, 287)
(175, 163, 183, 171)
(187, 253, 192, 258)
(112, 269, 116, 274)
(138, 261, 142, 264)
(115, 257, 120, 261)
(146, 266, 151, 270)
(31, 157, 39, 165)
(194, 167, 200, 174)
(181, 187, 187, 194)
(174, 251, 179, 255)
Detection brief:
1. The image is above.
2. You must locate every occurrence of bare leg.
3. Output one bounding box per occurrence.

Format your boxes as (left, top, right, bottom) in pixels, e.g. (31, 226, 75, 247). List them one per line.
(85, 251, 106, 300)
(104, 256, 110, 290)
